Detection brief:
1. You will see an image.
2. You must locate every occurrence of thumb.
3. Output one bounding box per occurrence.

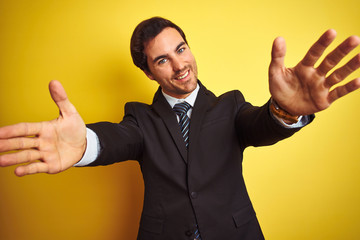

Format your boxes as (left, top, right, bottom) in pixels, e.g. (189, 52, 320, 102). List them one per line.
(49, 80, 77, 116)
(269, 37, 286, 76)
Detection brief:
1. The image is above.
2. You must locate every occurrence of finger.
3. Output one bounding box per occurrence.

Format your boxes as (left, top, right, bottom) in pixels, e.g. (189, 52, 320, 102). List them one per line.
(0, 122, 43, 139)
(15, 162, 49, 177)
(328, 78, 360, 104)
(317, 35, 360, 75)
(325, 53, 360, 88)
(0, 137, 39, 152)
(269, 37, 286, 77)
(48, 80, 78, 117)
(301, 29, 337, 67)
(0, 149, 42, 167)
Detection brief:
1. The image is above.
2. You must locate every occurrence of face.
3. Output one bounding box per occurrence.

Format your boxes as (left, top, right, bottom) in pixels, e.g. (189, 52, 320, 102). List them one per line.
(144, 27, 198, 99)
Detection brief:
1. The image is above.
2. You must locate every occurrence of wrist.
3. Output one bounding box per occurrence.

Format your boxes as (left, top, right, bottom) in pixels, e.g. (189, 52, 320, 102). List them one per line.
(270, 98, 299, 124)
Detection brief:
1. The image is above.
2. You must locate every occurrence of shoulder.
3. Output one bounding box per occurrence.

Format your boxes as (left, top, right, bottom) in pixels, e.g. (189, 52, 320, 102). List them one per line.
(124, 101, 152, 112)
(208, 90, 247, 110)
(218, 90, 246, 102)
(123, 101, 161, 122)
(198, 81, 246, 104)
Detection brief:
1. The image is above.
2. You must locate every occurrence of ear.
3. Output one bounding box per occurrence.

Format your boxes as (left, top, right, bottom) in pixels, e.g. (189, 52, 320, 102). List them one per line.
(143, 70, 155, 80)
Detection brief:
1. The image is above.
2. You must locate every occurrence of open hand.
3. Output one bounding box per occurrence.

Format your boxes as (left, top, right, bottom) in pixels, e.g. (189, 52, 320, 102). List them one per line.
(269, 29, 360, 116)
(0, 80, 87, 176)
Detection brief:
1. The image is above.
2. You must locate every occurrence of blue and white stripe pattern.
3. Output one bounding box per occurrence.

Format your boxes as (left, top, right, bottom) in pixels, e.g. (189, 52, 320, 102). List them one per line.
(194, 225, 201, 240)
(173, 101, 191, 148)
(173, 102, 202, 239)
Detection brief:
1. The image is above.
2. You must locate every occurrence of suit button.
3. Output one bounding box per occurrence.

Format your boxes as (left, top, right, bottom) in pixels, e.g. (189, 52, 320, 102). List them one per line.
(191, 191, 198, 199)
(185, 230, 192, 236)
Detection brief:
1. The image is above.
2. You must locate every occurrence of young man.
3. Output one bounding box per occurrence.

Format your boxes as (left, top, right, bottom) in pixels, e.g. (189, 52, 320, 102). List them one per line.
(0, 17, 359, 240)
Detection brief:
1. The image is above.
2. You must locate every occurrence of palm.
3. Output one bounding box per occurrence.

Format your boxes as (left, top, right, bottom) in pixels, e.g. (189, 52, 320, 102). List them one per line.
(0, 80, 87, 176)
(34, 111, 86, 174)
(269, 30, 360, 116)
(53, 116, 86, 171)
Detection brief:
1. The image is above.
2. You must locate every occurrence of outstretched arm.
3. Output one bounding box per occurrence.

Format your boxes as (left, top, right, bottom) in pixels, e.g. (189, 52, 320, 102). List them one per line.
(0, 80, 87, 176)
(269, 29, 360, 116)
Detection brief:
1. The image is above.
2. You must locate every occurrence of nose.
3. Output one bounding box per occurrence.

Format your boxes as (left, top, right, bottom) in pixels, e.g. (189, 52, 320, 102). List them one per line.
(172, 57, 184, 72)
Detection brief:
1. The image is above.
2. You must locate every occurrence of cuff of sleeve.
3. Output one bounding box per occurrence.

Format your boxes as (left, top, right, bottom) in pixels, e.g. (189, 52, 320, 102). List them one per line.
(73, 128, 100, 167)
(269, 102, 311, 128)
(272, 114, 305, 128)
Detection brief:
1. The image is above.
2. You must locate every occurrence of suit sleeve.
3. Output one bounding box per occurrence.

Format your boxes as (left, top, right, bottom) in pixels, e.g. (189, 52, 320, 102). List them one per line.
(86, 102, 144, 166)
(234, 91, 314, 148)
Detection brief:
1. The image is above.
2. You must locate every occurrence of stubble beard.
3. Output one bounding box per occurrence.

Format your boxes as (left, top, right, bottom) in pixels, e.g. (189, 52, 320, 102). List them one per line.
(175, 69, 198, 96)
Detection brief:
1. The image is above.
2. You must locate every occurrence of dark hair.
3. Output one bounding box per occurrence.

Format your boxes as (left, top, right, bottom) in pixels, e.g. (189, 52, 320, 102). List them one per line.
(130, 17, 188, 72)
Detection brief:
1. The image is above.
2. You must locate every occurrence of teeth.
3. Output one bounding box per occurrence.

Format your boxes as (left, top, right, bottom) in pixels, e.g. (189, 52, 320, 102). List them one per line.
(177, 71, 189, 80)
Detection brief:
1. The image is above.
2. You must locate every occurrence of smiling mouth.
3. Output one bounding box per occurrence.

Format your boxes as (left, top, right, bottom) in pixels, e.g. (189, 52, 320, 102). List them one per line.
(175, 70, 189, 80)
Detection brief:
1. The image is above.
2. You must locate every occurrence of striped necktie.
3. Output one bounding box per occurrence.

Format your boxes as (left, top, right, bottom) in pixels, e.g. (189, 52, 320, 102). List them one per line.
(173, 102, 202, 239)
(173, 101, 191, 148)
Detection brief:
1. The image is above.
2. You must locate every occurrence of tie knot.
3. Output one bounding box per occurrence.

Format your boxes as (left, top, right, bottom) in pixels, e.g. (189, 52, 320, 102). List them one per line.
(173, 101, 191, 116)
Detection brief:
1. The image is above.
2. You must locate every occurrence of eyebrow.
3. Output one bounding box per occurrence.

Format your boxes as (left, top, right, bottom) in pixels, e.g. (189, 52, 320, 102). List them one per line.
(152, 42, 186, 63)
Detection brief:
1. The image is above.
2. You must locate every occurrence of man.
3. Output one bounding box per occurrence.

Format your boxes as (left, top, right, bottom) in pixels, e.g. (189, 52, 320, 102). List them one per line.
(0, 17, 359, 240)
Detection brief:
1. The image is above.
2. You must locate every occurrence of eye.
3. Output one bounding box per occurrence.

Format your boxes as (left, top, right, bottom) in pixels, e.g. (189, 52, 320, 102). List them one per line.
(158, 58, 168, 65)
(177, 48, 185, 54)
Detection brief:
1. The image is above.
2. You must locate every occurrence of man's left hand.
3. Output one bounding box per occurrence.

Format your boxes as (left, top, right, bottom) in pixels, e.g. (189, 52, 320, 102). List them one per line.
(269, 29, 360, 116)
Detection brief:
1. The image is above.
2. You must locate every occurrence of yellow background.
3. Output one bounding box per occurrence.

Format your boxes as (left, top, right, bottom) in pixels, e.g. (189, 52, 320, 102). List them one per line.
(0, 0, 359, 239)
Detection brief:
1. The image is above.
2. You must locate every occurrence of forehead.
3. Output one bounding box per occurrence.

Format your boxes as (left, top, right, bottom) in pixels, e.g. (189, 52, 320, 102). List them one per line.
(144, 27, 185, 59)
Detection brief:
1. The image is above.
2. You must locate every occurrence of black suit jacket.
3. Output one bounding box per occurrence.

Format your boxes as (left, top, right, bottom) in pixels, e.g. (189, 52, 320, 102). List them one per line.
(87, 82, 312, 240)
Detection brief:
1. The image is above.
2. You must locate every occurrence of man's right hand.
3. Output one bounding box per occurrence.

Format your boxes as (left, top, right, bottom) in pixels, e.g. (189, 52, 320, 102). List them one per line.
(0, 80, 87, 176)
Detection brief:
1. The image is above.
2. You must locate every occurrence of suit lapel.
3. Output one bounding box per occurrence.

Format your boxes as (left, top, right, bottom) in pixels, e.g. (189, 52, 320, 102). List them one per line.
(152, 88, 189, 163)
(151, 82, 216, 164)
(188, 82, 216, 164)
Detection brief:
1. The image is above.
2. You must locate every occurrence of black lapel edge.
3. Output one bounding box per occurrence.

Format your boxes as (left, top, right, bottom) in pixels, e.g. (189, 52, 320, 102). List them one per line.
(152, 88, 188, 163)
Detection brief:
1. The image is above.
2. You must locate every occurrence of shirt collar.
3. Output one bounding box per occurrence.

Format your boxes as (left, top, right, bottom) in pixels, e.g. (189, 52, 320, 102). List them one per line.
(162, 83, 199, 108)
